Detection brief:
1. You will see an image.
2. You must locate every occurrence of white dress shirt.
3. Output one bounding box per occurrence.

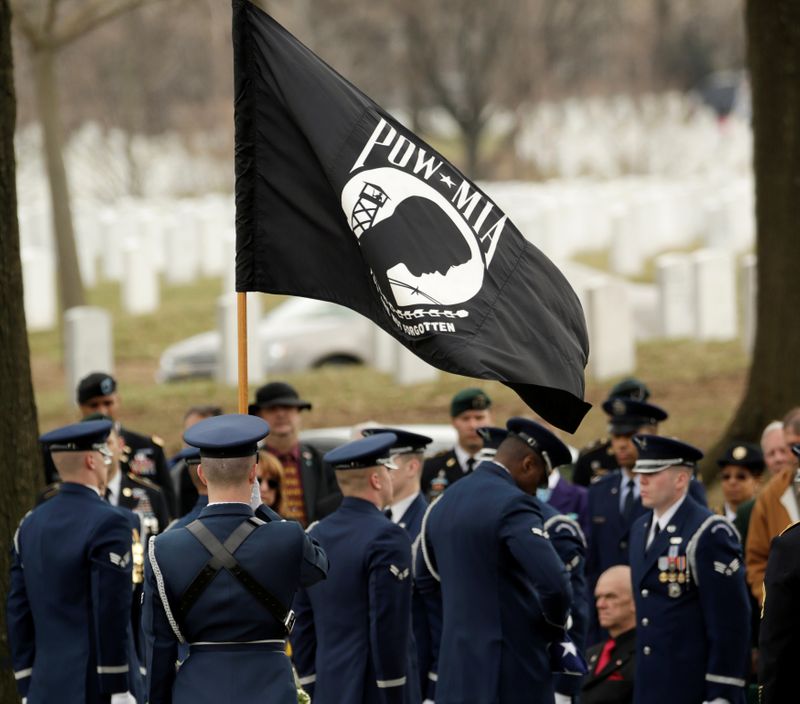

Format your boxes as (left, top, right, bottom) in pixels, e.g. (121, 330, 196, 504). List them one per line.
(454, 444, 478, 474)
(646, 492, 687, 549)
(387, 493, 418, 524)
(105, 471, 122, 506)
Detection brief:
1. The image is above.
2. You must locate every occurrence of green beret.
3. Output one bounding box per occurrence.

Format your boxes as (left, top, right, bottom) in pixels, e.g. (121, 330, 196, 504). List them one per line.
(451, 388, 492, 418)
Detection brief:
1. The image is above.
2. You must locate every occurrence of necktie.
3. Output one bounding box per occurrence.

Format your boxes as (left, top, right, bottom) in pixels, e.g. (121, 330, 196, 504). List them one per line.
(104, 487, 112, 503)
(384, 508, 393, 520)
(647, 521, 661, 551)
(466, 457, 475, 473)
(621, 478, 635, 523)
(594, 637, 616, 674)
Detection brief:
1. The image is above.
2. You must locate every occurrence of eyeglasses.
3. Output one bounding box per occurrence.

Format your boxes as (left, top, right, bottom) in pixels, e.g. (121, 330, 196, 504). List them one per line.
(720, 472, 750, 482)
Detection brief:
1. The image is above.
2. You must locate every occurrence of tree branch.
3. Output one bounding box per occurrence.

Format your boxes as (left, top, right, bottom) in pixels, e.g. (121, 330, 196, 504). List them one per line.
(52, 0, 161, 50)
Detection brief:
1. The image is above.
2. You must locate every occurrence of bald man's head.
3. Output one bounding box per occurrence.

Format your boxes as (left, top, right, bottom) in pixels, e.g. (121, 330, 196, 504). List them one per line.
(594, 565, 636, 638)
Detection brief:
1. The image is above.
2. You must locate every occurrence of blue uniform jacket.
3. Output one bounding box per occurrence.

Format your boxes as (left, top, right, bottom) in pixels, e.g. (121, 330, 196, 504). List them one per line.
(416, 461, 572, 704)
(143, 502, 328, 704)
(167, 495, 209, 532)
(291, 497, 418, 704)
(6, 482, 140, 703)
(629, 496, 750, 704)
(396, 493, 436, 701)
(586, 470, 707, 643)
(548, 476, 590, 538)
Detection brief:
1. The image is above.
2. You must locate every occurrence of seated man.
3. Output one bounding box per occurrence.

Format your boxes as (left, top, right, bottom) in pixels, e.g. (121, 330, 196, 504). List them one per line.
(582, 566, 636, 704)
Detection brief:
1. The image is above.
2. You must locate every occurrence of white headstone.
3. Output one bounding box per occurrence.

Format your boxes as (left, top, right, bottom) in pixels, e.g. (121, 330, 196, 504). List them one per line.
(216, 293, 265, 387)
(21, 246, 57, 332)
(371, 326, 398, 374)
(63, 307, 113, 403)
(608, 204, 643, 276)
(98, 207, 126, 282)
(655, 253, 695, 338)
(394, 346, 439, 386)
(584, 279, 636, 380)
(692, 249, 738, 341)
(741, 254, 757, 354)
(121, 238, 160, 316)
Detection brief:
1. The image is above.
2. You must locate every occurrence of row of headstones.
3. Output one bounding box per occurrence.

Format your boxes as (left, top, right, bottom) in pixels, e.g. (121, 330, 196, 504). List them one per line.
(489, 175, 754, 270)
(582, 250, 756, 381)
(58, 297, 437, 405)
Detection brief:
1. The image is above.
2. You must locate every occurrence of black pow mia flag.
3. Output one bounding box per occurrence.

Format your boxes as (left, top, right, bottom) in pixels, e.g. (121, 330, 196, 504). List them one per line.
(233, 0, 591, 432)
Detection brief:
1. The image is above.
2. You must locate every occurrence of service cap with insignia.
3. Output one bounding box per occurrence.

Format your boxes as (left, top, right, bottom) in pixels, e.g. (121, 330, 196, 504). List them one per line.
(608, 377, 651, 402)
(716, 441, 764, 475)
(632, 435, 703, 474)
(324, 433, 398, 470)
(450, 388, 491, 418)
(184, 414, 269, 459)
(40, 419, 113, 452)
(360, 427, 432, 455)
(602, 398, 668, 435)
(505, 417, 572, 470)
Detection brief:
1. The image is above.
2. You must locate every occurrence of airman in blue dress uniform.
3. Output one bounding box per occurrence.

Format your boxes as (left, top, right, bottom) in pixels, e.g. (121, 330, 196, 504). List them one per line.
(415, 417, 575, 704)
(628, 435, 749, 704)
(362, 427, 436, 701)
(291, 433, 419, 704)
(586, 398, 707, 644)
(142, 414, 328, 704)
(7, 419, 144, 704)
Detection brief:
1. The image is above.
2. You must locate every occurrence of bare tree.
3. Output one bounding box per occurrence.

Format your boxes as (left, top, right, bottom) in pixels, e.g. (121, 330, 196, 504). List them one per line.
(10, 0, 159, 312)
(702, 0, 800, 481)
(0, 0, 42, 698)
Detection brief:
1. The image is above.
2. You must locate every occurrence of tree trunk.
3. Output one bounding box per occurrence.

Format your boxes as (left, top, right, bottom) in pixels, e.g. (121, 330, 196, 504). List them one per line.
(32, 46, 85, 311)
(0, 0, 44, 698)
(701, 0, 800, 481)
(462, 121, 483, 180)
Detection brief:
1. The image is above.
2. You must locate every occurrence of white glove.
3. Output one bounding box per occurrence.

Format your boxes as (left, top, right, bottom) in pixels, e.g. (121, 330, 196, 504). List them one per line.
(250, 479, 261, 510)
(554, 694, 571, 704)
(110, 693, 136, 704)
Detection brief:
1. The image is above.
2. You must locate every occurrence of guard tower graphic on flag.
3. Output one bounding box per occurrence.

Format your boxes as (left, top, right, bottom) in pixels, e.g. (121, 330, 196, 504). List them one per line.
(350, 182, 389, 235)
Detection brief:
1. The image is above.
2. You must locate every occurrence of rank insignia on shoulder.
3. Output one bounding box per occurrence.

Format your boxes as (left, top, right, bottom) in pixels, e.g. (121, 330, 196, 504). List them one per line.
(109, 551, 131, 568)
(389, 565, 410, 580)
(713, 558, 741, 576)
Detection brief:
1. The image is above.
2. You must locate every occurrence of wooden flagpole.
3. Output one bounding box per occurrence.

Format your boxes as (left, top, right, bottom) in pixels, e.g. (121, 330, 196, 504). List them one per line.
(237, 292, 248, 414)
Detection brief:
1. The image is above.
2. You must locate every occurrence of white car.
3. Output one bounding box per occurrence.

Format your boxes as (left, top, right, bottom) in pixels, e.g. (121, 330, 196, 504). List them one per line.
(157, 297, 374, 382)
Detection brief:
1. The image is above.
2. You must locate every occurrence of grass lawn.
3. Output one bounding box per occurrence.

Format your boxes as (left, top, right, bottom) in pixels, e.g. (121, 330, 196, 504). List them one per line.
(30, 274, 749, 506)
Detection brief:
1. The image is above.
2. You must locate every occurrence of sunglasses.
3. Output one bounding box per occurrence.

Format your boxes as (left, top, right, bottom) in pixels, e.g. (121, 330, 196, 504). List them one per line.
(720, 472, 750, 482)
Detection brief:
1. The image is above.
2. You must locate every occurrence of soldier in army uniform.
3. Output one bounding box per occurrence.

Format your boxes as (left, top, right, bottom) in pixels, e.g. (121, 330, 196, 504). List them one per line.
(42, 372, 176, 517)
(421, 388, 492, 500)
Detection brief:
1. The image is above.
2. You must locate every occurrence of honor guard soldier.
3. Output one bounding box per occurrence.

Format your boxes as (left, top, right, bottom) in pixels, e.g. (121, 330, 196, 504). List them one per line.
(142, 415, 329, 704)
(416, 418, 575, 704)
(362, 427, 436, 701)
(478, 425, 590, 704)
(585, 398, 707, 645)
(573, 378, 652, 487)
(166, 447, 208, 530)
(629, 435, 750, 704)
(7, 420, 145, 703)
(758, 444, 800, 704)
(421, 388, 492, 499)
(291, 433, 419, 704)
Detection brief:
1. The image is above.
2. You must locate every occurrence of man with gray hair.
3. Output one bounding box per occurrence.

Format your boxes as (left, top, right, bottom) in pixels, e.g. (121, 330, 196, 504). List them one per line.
(745, 408, 800, 601)
(143, 414, 328, 704)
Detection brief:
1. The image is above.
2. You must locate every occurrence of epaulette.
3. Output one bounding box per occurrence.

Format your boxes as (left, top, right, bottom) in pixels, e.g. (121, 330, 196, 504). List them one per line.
(151, 435, 164, 448)
(779, 520, 800, 537)
(126, 472, 161, 491)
